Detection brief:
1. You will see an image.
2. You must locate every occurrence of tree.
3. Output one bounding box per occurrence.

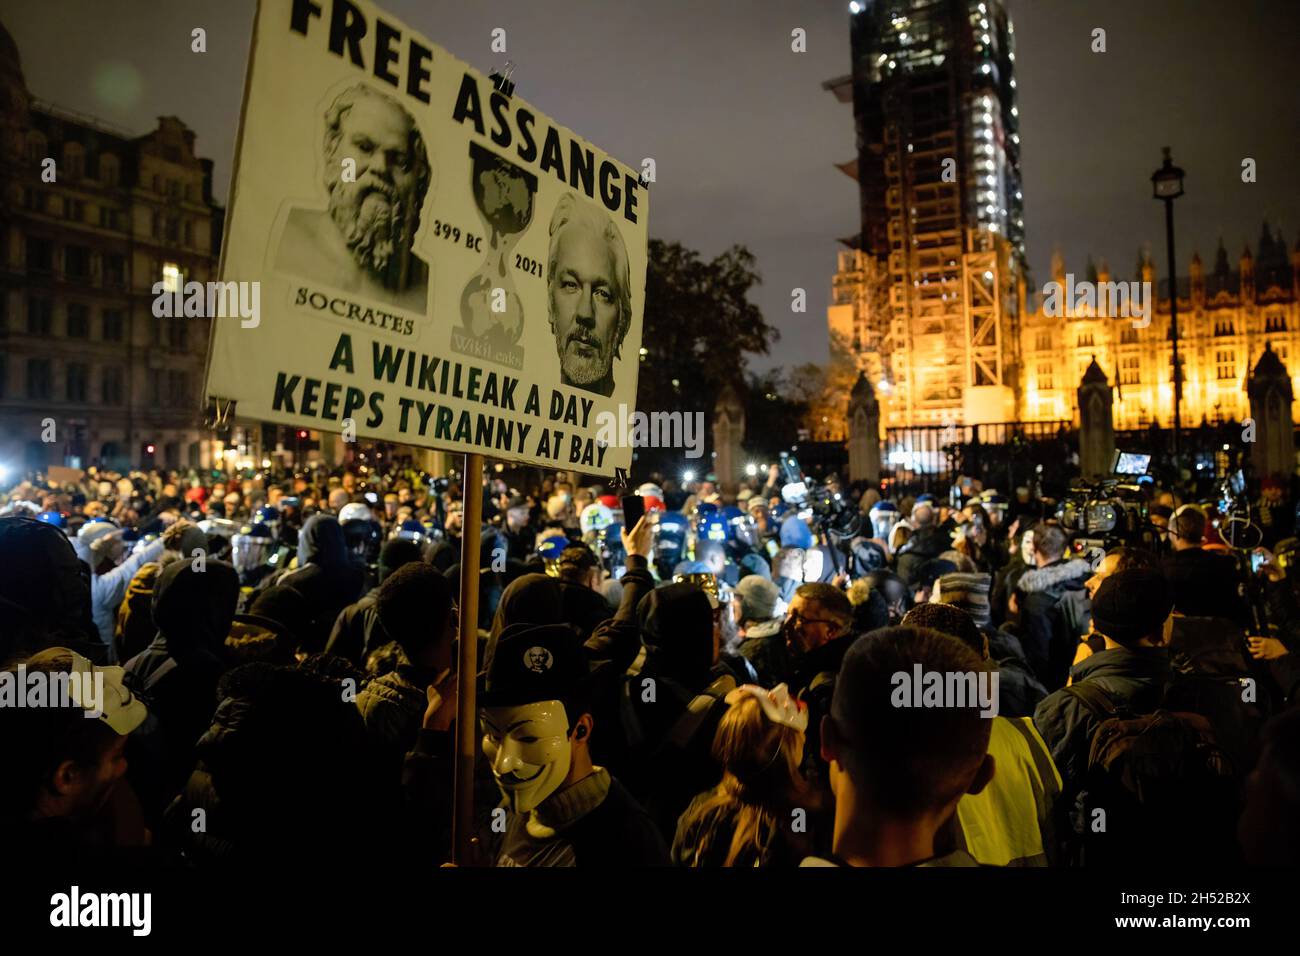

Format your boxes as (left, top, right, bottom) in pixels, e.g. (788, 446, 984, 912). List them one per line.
(744, 368, 807, 462)
(633, 239, 778, 475)
(788, 330, 861, 441)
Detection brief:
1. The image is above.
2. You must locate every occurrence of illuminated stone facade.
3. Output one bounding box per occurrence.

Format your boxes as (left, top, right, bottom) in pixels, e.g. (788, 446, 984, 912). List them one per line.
(833, 231, 1300, 430)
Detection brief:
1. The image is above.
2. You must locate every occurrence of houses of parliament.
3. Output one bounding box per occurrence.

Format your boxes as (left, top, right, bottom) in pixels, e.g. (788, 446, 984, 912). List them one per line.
(825, 0, 1298, 433)
(829, 228, 1300, 431)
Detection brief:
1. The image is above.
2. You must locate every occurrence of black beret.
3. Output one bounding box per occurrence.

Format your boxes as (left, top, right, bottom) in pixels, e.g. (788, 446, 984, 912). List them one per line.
(479, 622, 588, 708)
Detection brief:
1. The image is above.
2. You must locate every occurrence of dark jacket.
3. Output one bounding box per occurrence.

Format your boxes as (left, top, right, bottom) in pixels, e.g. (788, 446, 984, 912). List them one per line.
(492, 771, 669, 867)
(738, 619, 791, 687)
(1032, 645, 1172, 788)
(124, 560, 241, 822)
(355, 651, 441, 770)
(399, 727, 458, 865)
(987, 627, 1049, 718)
(1263, 577, 1300, 702)
(274, 515, 365, 653)
(162, 662, 380, 864)
(1016, 559, 1091, 690)
(895, 524, 950, 585)
(583, 555, 654, 673)
(1162, 548, 1250, 627)
(498, 525, 536, 563)
(992, 553, 1030, 626)
(791, 631, 856, 789)
(324, 587, 386, 667)
(617, 581, 732, 838)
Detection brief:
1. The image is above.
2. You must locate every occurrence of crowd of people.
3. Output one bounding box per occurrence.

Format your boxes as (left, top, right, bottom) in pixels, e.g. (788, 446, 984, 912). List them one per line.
(2, 456, 1298, 869)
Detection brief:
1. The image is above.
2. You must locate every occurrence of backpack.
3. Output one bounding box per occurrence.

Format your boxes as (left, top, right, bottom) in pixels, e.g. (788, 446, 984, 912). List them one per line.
(1067, 681, 1239, 867)
(614, 646, 735, 782)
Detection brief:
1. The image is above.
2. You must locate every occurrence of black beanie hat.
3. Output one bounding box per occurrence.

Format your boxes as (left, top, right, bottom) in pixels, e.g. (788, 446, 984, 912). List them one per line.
(1091, 568, 1172, 647)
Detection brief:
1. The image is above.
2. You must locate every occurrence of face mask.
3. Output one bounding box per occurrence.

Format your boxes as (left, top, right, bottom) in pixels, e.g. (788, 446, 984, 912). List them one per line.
(481, 700, 572, 814)
(1021, 532, 1036, 565)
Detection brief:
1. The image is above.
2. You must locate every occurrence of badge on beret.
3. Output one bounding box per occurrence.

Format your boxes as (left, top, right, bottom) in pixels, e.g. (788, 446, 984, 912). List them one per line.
(523, 646, 554, 673)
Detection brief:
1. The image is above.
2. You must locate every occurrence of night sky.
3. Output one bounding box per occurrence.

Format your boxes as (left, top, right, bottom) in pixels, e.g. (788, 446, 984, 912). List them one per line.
(5, 0, 1297, 372)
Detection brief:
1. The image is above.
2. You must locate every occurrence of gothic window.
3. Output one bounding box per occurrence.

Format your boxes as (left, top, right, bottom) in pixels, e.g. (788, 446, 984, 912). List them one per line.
(1215, 350, 1236, 380)
(1120, 356, 1141, 385)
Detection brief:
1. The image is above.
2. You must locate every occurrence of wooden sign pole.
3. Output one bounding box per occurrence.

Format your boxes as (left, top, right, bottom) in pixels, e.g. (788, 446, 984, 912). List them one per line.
(451, 451, 483, 864)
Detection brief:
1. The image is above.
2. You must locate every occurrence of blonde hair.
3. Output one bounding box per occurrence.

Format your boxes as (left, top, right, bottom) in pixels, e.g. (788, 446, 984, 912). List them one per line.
(678, 695, 810, 867)
(847, 577, 875, 607)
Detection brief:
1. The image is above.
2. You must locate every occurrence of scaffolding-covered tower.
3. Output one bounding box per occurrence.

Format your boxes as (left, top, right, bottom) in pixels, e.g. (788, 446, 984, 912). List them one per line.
(826, 0, 1026, 428)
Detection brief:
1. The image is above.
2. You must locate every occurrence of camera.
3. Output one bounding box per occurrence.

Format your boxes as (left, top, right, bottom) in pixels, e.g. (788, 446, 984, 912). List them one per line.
(1056, 450, 1155, 552)
(778, 452, 860, 539)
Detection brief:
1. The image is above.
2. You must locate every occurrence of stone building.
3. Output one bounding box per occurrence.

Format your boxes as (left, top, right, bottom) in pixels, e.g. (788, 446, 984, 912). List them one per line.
(832, 229, 1300, 432)
(1020, 234, 1300, 430)
(0, 19, 224, 473)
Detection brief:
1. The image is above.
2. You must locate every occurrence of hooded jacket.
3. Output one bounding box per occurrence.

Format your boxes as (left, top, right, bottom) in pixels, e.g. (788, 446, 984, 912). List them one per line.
(276, 514, 364, 653)
(1015, 559, 1092, 690)
(124, 559, 240, 821)
(624, 583, 730, 837)
(985, 627, 1049, 718)
(638, 584, 716, 692)
(894, 523, 951, 585)
(0, 516, 102, 663)
(557, 579, 615, 643)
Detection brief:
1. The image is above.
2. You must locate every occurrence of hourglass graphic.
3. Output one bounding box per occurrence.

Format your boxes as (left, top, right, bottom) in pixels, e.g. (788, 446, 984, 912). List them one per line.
(455, 143, 538, 370)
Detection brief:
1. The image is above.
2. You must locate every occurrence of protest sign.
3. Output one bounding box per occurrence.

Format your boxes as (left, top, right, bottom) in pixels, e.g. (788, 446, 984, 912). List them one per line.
(204, 0, 648, 474)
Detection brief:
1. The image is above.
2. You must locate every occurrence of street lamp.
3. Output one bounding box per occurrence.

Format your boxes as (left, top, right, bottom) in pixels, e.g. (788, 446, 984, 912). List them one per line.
(1151, 147, 1185, 460)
